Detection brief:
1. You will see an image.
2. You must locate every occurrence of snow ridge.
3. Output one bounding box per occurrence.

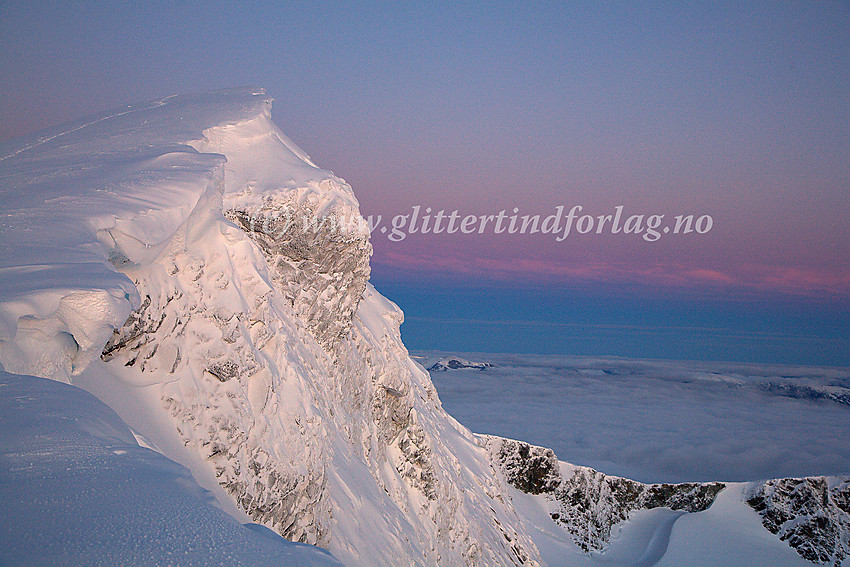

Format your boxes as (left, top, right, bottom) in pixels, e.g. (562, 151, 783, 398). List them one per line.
(0, 89, 542, 566)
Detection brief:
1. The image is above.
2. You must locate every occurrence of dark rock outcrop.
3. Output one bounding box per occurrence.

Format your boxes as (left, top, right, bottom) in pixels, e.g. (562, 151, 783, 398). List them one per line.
(747, 477, 850, 566)
(486, 436, 724, 552)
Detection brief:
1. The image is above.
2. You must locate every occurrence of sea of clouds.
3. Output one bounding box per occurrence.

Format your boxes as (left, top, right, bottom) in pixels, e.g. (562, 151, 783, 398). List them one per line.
(416, 351, 850, 484)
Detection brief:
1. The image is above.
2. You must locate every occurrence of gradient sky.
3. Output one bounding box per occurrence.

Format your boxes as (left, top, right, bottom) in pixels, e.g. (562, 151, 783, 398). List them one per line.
(1, 2, 848, 363)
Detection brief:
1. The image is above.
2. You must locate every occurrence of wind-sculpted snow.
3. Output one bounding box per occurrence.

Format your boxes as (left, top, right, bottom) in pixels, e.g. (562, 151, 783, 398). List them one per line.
(0, 89, 542, 566)
(0, 90, 273, 381)
(226, 203, 370, 351)
(190, 109, 372, 353)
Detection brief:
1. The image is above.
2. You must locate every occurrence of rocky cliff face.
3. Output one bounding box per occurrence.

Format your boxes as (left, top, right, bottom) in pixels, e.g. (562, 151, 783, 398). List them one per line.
(83, 90, 543, 567)
(747, 477, 850, 566)
(487, 435, 850, 565)
(486, 436, 725, 552)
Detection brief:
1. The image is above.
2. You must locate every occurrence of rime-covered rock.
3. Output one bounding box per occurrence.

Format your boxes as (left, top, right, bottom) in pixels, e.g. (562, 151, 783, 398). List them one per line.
(0, 88, 542, 567)
(486, 436, 724, 552)
(747, 477, 850, 566)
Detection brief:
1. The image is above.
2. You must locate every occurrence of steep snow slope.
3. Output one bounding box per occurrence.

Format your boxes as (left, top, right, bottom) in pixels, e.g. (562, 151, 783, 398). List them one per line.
(0, 370, 342, 566)
(0, 88, 541, 566)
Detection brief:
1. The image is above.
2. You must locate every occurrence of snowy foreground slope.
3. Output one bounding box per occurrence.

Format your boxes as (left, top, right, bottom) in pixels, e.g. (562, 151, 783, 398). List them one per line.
(0, 370, 341, 566)
(0, 88, 847, 566)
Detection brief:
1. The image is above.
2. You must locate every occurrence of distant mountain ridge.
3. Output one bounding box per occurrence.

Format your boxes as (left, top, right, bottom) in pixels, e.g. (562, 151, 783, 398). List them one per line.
(427, 355, 493, 372)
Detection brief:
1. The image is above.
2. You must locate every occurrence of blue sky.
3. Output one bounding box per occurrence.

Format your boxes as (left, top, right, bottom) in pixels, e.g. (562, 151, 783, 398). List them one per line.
(1, 1, 848, 364)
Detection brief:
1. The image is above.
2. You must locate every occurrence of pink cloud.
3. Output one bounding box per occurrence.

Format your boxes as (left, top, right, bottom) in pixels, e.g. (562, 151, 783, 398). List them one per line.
(372, 248, 850, 296)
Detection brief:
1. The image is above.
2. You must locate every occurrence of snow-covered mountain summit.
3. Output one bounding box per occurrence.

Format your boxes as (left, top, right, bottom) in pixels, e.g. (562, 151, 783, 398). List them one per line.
(0, 88, 541, 566)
